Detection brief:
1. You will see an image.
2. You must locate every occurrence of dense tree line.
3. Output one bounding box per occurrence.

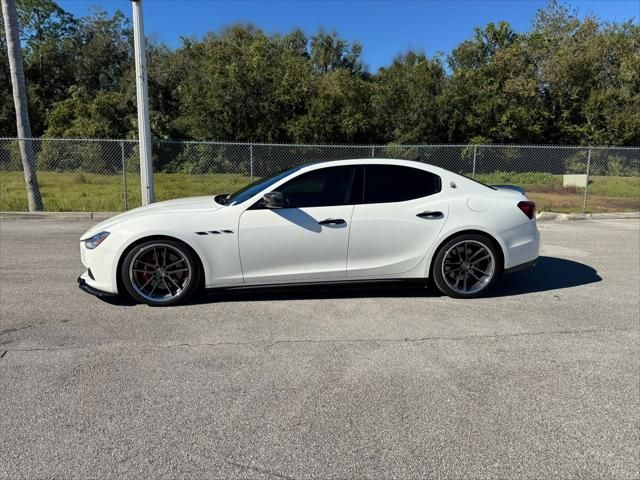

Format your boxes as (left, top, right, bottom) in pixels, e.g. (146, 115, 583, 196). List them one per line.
(1, 0, 639, 146)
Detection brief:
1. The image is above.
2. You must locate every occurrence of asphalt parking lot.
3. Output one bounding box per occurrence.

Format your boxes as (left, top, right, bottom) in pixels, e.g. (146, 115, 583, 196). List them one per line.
(0, 216, 638, 479)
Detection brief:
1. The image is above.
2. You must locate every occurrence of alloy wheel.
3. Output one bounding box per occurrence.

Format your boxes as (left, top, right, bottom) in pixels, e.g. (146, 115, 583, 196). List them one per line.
(441, 240, 496, 295)
(128, 243, 192, 303)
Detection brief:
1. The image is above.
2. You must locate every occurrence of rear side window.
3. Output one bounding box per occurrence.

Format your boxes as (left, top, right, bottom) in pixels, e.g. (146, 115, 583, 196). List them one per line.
(363, 165, 441, 204)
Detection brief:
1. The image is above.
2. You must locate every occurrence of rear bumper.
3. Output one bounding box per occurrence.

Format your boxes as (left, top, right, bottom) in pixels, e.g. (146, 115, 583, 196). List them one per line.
(78, 275, 117, 297)
(499, 220, 540, 269)
(504, 258, 537, 274)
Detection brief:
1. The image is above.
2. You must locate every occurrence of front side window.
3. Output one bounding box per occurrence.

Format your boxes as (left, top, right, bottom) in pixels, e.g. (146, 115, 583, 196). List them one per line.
(224, 166, 304, 206)
(277, 166, 356, 208)
(363, 165, 441, 204)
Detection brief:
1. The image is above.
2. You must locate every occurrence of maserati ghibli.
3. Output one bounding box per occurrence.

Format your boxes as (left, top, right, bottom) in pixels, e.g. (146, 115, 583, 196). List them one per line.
(78, 159, 539, 306)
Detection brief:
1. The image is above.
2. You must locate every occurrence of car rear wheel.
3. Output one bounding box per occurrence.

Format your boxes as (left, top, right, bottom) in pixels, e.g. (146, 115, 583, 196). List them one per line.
(121, 239, 201, 306)
(432, 234, 502, 298)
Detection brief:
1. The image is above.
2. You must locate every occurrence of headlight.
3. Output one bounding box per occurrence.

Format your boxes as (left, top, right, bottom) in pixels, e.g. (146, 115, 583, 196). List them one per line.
(84, 231, 110, 249)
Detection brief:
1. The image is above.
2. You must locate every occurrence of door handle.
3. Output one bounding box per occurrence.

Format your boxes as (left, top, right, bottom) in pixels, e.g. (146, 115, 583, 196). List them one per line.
(318, 218, 346, 225)
(416, 211, 444, 219)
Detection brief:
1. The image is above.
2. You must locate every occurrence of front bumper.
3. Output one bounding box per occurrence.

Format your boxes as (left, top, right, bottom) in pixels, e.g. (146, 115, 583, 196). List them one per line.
(78, 275, 117, 297)
(80, 238, 120, 294)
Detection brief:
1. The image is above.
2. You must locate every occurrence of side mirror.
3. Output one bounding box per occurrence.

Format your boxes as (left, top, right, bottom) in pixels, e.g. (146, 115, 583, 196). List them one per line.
(263, 191, 284, 209)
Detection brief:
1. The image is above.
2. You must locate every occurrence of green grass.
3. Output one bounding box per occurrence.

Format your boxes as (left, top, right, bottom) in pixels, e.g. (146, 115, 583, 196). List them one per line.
(1, 170, 638, 213)
(475, 172, 640, 197)
(474, 172, 640, 213)
(0, 171, 252, 212)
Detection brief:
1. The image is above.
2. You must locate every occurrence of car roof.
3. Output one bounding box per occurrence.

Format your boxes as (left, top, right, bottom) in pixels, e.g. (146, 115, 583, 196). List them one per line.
(296, 158, 454, 177)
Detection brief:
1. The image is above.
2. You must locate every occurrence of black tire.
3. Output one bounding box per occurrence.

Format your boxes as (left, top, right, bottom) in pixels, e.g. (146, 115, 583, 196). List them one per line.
(121, 239, 201, 306)
(431, 233, 503, 299)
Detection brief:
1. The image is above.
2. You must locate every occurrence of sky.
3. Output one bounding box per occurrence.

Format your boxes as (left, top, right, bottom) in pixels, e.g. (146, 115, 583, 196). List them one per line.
(58, 0, 640, 72)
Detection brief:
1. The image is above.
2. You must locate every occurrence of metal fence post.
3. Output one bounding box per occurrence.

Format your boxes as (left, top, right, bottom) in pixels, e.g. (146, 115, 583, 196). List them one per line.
(121, 140, 128, 211)
(249, 144, 254, 182)
(472, 145, 477, 178)
(371, 145, 375, 158)
(582, 147, 592, 213)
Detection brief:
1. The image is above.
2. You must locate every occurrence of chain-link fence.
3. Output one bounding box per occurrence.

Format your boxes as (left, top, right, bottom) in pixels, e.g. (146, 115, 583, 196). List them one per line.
(1, 138, 638, 213)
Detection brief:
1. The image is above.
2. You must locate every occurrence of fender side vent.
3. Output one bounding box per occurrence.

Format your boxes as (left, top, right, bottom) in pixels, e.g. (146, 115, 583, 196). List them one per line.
(196, 230, 234, 235)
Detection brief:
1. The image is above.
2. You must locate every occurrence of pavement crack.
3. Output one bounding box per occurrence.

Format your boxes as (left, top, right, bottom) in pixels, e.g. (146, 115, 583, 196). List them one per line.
(2, 345, 82, 354)
(411, 327, 639, 343)
(140, 327, 640, 351)
(161, 341, 263, 349)
(264, 327, 638, 349)
(0, 324, 36, 338)
(0, 350, 7, 359)
(223, 458, 298, 480)
(2, 328, 635, 355)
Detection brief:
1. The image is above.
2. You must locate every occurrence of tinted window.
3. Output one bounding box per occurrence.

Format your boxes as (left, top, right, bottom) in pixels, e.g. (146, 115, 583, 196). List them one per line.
(225, 166, 304, 206)
(278, 166, 355, 208)
(363, 165, 441, 204)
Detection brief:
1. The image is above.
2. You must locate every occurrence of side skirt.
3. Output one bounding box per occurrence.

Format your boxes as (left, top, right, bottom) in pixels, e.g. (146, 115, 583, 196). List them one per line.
(204, 278, 428, 293)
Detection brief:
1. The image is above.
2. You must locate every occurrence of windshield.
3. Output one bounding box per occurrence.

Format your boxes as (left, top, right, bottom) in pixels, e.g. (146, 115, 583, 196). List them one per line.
(223, 166, 304, 206)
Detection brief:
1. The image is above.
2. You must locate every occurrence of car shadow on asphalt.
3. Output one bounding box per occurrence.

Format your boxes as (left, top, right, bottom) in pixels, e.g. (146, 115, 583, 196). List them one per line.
(97, 255, 601, 306)
(99, 281, 439, 306)
(488, 255, 602, 297)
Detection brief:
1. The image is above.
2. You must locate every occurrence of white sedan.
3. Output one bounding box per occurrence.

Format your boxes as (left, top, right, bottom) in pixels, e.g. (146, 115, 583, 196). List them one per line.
(78, 159, 540, 306)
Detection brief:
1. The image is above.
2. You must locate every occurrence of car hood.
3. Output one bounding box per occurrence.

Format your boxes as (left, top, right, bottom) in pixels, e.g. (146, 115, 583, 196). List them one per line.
(81, 196, 223, 239)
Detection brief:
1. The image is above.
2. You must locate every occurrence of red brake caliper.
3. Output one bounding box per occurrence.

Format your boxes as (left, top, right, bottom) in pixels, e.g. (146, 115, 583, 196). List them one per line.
(139, 252, 152, 284)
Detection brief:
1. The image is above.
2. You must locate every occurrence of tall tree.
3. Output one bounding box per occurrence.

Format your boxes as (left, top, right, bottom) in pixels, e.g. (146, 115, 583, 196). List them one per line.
(2, 0, 639, 148)
(372, 52, 445, 144)
(1, 0, 43, 210)
(310, 30, 362, 74)
(19, 0, 77, 135)
(444, 21, 547, 144)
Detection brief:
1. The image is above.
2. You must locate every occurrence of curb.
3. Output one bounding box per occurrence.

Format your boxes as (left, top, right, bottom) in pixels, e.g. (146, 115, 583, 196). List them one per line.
(536, 211, 640, 222)
(0, 211, 120, 221)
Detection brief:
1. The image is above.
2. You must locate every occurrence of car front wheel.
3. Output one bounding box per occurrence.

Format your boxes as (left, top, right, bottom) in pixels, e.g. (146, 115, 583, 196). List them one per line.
(432, 234, 502, 298)
(121, 239, 201, 306)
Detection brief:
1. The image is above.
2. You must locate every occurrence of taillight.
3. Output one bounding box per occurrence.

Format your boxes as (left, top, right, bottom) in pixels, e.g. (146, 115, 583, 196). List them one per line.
(518, 201, 536, 220)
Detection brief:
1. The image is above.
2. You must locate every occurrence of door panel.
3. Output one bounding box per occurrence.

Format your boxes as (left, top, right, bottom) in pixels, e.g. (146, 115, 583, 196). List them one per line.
(347, 199, 448, 277)
(238, 165, 357, 284)
(239, 206, 354, 283)
(347, 164, 447, 278)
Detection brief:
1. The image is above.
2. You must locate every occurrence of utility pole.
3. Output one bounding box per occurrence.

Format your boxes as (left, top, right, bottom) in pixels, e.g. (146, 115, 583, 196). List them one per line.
(2, 0, 43, 211)
(132, 0, 154, 205)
